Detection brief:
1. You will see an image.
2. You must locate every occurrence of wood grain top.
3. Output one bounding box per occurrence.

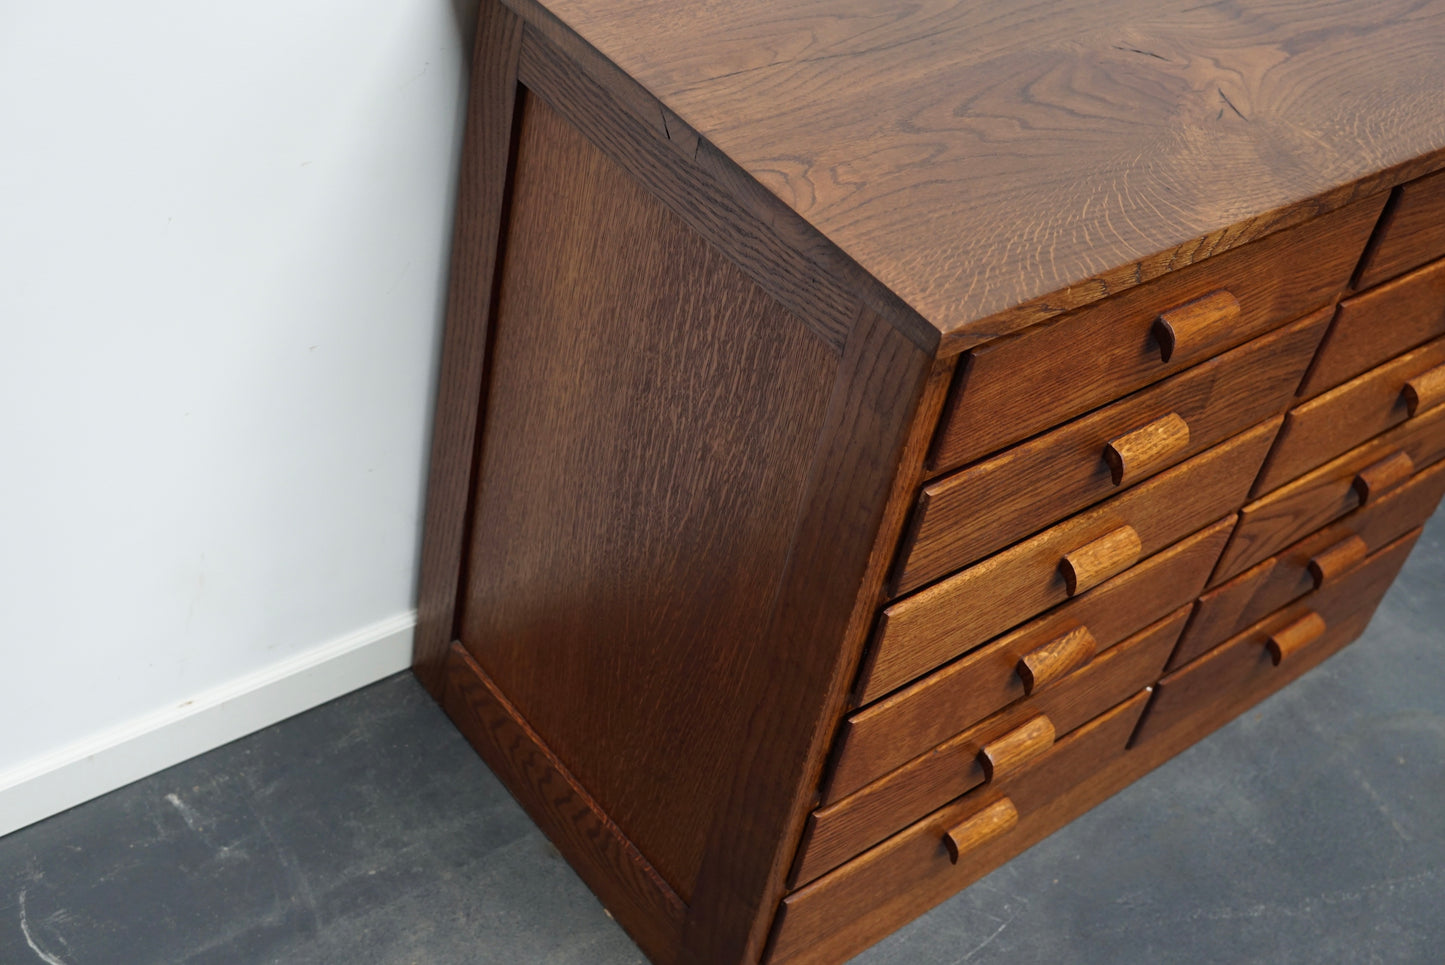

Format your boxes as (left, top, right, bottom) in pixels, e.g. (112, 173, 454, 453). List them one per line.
(514, 0, 1445, 350)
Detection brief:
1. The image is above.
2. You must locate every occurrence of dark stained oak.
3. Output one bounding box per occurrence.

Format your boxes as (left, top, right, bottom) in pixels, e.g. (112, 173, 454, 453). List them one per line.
(1254, 334, 1445, 496)
(512, 0, 1445, 350)
(513, 18, 934, 354)
(1213, 402, 1445, 585)
(895, 312, 1327, 595)
(440, 644, 685, 960)
(413, 2, 524, 694)
(1357, 168, 1445, 289)
(767, 690, 1154, 965)
(416, 3, 1445, 963)
(843, 519, 1230, 782)
(850, 516, 1231, 758)
(871, 418, 1279, 697)
(767, 538, 1408, 965)
(1135, 529, 1421, 748)
(456, 92, 839, 902)
(793, 608, 1185, 885)
(678, 308, 935, 965)
(1299, 256, 1445, 400)
(1168, 460, 1445, 671)
(930, 202, 1376, 471)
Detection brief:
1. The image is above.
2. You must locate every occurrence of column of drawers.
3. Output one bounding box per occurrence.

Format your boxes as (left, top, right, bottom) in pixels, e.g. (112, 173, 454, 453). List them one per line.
(764, 171, 1445, 964)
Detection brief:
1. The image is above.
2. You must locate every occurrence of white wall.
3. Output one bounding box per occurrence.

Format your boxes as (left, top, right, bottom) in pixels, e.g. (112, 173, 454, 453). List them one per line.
(0, 0, 476, 833)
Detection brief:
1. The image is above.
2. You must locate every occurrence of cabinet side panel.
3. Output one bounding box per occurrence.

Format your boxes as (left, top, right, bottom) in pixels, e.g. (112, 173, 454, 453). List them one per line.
(413, 0, 523, 693)
(456, 93, 839, 905)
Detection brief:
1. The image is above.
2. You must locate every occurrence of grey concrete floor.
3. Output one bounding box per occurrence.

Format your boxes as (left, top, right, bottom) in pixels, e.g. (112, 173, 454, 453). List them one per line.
(2, 512, 1442, 965)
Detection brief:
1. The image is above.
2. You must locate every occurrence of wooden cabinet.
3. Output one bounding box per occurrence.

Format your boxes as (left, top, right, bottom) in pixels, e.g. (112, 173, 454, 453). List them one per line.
(412, 3, 1445, 963)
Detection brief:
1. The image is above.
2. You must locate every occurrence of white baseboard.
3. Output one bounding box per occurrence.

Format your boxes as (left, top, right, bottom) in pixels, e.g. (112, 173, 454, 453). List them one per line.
(0, 612, 417, 838)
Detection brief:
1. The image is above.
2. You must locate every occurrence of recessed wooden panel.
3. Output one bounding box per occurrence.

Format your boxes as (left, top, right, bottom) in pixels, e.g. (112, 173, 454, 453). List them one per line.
(413, 2, 524, 691)
(456, 94, 838, 901)
(440, 644, 686, 960)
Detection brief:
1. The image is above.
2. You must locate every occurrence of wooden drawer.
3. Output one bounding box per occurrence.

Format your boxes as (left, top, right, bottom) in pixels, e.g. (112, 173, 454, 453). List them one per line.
(1255, 334, 1445, 495)
(872, 419, 1278, 695)
(1298, 257, 1445, 400)
(798, 608, 1185, 885)
(850, 515, 1231, 752)
(767, 691, 1151, 965)
(1356, 168, 1445, 290)
(1136, 529, 1420, 750)
(1213, 401, 1445, 584)
(1172, 461, 1445, 671)
(928, 196, 1383, 473)
(895, 312, 1330, 595)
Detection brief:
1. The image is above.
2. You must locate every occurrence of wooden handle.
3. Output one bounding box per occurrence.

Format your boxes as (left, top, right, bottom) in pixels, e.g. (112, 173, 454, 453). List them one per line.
(1307, 534, 1369, 588)
(1352, 450, 1415, 505)
(1017, 625, 1097, 694)
(1103, 412, 1191, 486)
(1402, 363, 1445, 417)
(1153, 289, 1241, 363)
(1267, 611, 1327, 665)
(1060, 524, 1142, 596)
(979, 715, 1056, 781)
(942, 798, 1018, 864)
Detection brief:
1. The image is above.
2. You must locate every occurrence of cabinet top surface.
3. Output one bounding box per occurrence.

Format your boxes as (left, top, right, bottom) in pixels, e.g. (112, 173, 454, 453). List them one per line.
(525, 0, 1445, 346)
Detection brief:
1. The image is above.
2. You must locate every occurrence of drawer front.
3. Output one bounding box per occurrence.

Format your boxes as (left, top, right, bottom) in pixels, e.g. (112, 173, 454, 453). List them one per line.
(848, 516, 1231, 760)
(1213, 401, 1445, 583)
(797, 610, 1184, 885)
(1357, 168, 1445, 290)
(928, 196, 1383, 473)
(768, 691, 1151, 965)
(874, 419, 1279, 695)
(1135, 529, 1420, 749)
(1299, 257, 1445, 400)
(897, 312, 1329, 595)
(1255, 333, 1445, 495)
(1172, 461, 1445, 671)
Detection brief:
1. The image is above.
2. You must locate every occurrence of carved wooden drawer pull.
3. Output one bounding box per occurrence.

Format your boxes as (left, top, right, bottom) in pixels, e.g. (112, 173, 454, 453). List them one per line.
(1402, 363, 1445, 417)
(1352, 450, 1415, 505)
(1060, 524, 1142, 596)
(979, 715, 1056, 782)
(1103, 412, 1191, 486)
(942, 798, 1018, 864)
(1017, 626, 1097, 695)
(1307, 534, 1369, 588)
(1267, 612, 1327, 665)
(1153, 289, 1242, 364)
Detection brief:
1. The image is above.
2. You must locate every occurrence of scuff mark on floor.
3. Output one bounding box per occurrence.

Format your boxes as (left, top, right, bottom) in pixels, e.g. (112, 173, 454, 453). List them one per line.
(18, 889, 69, 965)
(165, 793, 204, 834)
